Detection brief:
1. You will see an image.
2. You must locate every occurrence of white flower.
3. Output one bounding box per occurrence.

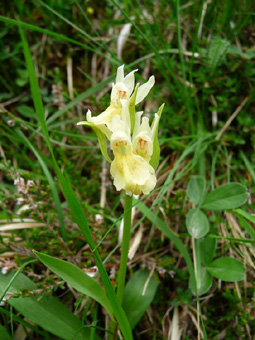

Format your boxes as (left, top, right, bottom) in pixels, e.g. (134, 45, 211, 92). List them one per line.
(77, 65, 155, 133)
(111, 65, 137, 107)
(112, 65, 155, 107)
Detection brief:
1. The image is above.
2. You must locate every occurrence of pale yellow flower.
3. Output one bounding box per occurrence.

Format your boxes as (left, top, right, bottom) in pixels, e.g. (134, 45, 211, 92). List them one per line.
(110, 115, 156, 196)
(77, 65, 163, 196)
(78, 65, 155, 134)
(132, 111, 160, 162)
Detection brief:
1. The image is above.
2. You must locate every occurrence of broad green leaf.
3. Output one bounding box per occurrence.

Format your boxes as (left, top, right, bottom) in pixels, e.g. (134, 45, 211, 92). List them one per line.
(0, 272, 94, 340)
(122, 270, 158, 329)
(202, 183, 248, 211)
(187, 176, 206, 205)
(186, 208, 209, 239)
(150, 103, 164, 170)
(207, 257, 245, 282)
(189, 267, 212, 296)
(0, 325, 12, 340)
(34, 251, 114, 320)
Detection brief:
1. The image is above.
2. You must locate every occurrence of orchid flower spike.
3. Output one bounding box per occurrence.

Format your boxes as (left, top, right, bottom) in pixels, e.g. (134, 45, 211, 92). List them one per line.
(77, 64, 164, 196)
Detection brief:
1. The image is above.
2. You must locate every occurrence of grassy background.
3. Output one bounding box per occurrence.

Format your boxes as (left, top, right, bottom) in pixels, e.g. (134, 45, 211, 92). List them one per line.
(0, 0, 255, 339)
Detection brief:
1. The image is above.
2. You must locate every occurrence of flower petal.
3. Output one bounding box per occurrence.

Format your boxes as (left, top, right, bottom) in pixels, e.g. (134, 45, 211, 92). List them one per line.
(120, 99, 131, 130)
(132, 111, 143, 141)
(88, 106, 121, 128)
(135, 75, 155, 105)
(77, 109, 112, 140)
(110, 115, 130, 137)
(142, 167, 157, 194)
(123, 69, 138, 95)
(116, 65, 125, 83)
(140, 117, 152, 136)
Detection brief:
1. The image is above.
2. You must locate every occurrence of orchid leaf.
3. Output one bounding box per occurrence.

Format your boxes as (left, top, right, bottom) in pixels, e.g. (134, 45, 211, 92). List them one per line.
(0, 271, 94, 340)
(34, 251, 114, 320)
(122, 269, 158, 329)
(0, 325, 12, 340)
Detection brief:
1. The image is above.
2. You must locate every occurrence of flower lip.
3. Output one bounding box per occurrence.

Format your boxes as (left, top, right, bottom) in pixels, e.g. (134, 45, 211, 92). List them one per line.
(110, 144, 157, 195)
(116, 141, 129, 156)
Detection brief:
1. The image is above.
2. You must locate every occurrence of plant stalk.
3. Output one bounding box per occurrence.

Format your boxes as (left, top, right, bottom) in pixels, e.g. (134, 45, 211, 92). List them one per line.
(192, 237, 201, 340)
(117, 194, 133, 304)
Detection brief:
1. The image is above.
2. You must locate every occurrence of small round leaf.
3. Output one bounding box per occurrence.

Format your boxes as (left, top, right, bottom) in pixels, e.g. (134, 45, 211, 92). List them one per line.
(187, 176, 206, 205)
(207, 257, 245, 282)
(189, 267, 212, 296)
(186, 208, 209, 239)
(202, 183, 248, 211)
(198, 237, 217, 266)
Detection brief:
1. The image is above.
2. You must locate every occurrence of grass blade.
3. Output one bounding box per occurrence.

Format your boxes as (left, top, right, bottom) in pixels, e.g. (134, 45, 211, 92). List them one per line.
(135, 199, 195, 285)
(240, 151, 255, 183)
(16, 128, 67, 240)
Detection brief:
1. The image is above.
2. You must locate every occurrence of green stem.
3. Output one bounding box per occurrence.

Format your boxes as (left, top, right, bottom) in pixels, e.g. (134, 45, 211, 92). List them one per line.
(117, 194, 133, 304)
(194, 238, 202, 291)
(192, 237, 201, 340)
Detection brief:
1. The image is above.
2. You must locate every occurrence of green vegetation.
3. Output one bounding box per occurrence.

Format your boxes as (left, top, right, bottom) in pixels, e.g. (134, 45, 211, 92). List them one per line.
(0, 1, 255, 339)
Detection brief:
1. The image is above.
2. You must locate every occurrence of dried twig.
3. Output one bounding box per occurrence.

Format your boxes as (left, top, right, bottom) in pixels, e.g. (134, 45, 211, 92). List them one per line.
(216, 96, 249, 141)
